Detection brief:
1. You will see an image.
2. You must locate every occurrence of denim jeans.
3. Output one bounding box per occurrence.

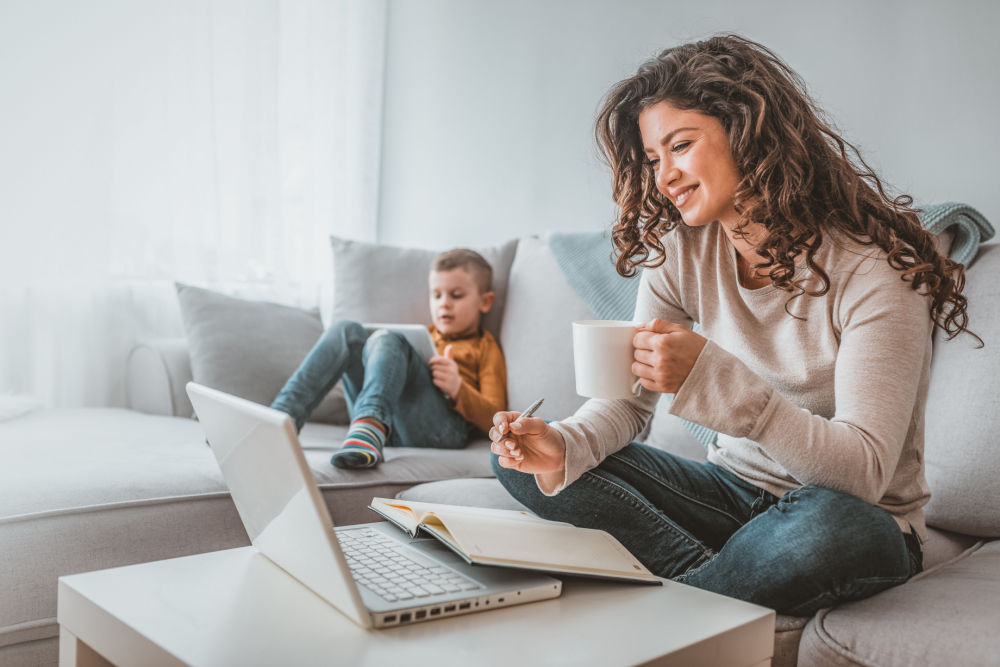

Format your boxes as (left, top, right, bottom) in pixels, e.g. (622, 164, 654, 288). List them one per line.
(493, 442, 922, 615)
(271, 320, 470, 448)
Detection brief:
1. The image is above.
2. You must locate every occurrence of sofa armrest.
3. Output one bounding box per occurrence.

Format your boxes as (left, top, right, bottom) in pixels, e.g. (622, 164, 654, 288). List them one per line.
(126, 338, 194, 418)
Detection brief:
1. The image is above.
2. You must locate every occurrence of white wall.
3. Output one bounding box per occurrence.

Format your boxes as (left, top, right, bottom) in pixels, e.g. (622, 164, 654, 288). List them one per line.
(378, 0, 1000, 249)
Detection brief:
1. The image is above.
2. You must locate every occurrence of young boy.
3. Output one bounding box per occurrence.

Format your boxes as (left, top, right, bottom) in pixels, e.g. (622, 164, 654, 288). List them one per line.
(270, 248, 506, 469)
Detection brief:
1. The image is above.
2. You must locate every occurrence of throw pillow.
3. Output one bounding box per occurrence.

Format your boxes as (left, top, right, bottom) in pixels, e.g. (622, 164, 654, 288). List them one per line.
(329, 236, 518, 338)
(923, 243, 1000, 537)
(175, 283, 349, 425)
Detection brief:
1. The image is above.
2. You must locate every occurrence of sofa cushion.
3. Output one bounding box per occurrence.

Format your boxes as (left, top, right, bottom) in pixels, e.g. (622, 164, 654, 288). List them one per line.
(176, 283, 348, 424)
(797, 540, 1000, 666)
(0, 408, 494, 651)
(923, 243, 1000, 536)
(396, 477, 528, 510)
(919, 526, 982, 571)
(499, 235, 594, 422)
(329, 236, 518, 340)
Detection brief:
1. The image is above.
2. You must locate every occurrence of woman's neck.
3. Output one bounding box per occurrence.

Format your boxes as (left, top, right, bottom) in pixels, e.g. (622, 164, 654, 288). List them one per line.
(715, 220, 772, 288)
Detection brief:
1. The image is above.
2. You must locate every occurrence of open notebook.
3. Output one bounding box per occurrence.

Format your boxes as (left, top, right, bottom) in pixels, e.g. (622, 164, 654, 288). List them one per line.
(369, 498, 661, 584)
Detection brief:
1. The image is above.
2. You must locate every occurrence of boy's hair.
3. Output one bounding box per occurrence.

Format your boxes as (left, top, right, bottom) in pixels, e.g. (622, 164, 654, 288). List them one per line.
(432, 248, 493, 294)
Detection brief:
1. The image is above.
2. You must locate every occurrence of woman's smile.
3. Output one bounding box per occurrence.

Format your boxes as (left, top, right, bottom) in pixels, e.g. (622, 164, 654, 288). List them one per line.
(671, 184, 698, 208)
(638, 102, 742, 229)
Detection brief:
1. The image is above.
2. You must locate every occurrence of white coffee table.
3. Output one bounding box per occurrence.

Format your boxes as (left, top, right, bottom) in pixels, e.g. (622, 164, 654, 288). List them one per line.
(58, 546, 774, 666)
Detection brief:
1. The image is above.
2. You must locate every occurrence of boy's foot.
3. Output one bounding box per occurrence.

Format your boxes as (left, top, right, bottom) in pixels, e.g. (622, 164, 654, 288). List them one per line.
(332, 417, 386, 469)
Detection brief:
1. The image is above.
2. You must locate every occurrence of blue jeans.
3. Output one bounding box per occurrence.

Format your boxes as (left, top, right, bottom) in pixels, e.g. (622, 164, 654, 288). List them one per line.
(271, 320, 470, 448)
(492, 442, 922, 615)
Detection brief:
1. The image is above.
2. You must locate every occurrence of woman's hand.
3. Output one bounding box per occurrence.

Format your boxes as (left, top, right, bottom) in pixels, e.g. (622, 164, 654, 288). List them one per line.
(429, 345, 462, 399)
(632, 319, 708, 394)
(489, 411, 566, 475)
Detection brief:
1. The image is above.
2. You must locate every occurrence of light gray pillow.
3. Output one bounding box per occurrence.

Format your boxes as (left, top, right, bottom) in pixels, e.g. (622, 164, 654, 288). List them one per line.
(175, 283, 348, 425)
(923, 242, 1000, 537)
(498, 235, 592, 422)
(329, 236, 518, 338)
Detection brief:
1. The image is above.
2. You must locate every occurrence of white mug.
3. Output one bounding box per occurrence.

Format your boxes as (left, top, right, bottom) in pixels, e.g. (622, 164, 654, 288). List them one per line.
(572, 320, 643, 399)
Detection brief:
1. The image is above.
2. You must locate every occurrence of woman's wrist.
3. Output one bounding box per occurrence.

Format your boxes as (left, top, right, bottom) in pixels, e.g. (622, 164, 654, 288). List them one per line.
(536, 468, 566, 495)
(535, 429, 567, 492)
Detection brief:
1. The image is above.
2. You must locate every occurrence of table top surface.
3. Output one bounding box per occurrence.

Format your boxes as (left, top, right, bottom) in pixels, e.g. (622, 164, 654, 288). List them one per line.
(59, 546, 774, 667)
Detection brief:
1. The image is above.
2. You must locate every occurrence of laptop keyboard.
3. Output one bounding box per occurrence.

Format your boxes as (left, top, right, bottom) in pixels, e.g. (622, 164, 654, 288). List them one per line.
(338, 527, 482, 603)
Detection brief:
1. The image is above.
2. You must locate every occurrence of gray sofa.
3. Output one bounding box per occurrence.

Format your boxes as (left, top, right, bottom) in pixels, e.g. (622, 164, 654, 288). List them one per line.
(2, 233, 998, 666)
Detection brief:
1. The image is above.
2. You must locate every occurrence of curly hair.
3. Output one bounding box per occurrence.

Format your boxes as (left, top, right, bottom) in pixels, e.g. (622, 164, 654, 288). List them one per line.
(596, 34, 978, 343)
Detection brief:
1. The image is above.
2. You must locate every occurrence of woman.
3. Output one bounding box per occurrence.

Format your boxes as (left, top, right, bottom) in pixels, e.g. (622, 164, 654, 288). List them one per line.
(489, 35, 978, 615)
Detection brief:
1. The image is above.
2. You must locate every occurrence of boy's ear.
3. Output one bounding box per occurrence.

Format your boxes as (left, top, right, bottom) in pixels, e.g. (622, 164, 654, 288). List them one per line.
(479, 291, 495, 313)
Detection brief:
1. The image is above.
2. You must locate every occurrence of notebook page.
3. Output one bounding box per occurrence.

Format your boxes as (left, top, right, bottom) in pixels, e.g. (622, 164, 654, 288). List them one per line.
(432, 513, 652, 578)
(377, 499, 561, 526)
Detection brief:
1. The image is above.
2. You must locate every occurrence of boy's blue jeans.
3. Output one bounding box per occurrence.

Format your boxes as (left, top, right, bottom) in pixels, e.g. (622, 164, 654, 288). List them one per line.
(492, 442, 922, 616)
(271, 320, 470, 448)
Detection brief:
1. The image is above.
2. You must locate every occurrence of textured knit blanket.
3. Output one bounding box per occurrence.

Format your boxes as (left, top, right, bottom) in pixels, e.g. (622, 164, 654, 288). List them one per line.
(549, 203, 995, 448)
(917, 201, 994, 266)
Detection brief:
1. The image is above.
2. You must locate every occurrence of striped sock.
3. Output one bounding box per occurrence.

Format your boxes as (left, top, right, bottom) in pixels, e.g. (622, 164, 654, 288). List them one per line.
(332, 417, 386, 469)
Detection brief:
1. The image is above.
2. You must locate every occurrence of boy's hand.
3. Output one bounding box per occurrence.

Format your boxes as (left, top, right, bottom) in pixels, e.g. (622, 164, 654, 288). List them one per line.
(489, 411, 566, 475)
(429, 345, 462, 399)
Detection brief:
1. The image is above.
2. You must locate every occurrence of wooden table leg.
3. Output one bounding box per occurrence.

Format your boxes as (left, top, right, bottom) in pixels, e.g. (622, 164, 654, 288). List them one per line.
(60, 627, 113, 667)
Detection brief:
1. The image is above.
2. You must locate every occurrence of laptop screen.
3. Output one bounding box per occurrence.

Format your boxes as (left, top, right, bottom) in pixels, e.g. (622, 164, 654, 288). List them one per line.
(187, 382, 371, 628)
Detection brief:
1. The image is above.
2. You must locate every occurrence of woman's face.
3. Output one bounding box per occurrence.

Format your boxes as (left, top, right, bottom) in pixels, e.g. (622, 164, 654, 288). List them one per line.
(638, 101, 742, 228)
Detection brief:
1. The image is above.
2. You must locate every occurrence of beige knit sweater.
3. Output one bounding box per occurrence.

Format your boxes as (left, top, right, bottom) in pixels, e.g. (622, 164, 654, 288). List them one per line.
(545, 223, 933, 540)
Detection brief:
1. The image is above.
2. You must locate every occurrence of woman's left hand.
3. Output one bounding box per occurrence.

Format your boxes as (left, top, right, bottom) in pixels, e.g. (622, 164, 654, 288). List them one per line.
(632, 319, 708, 394)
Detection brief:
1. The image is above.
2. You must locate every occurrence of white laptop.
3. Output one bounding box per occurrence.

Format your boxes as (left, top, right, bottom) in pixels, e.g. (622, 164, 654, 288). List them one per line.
(186, 382, 562, 629)
(362, 323, 438, 362)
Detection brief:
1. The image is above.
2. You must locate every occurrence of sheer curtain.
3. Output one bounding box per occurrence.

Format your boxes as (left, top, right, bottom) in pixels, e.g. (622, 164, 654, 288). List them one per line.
(0, 0, 386, 409)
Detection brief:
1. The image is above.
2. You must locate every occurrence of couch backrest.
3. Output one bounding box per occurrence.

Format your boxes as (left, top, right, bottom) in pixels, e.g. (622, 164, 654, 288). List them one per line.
(923, 242, 1000, 537)
(499, 235, 593, 422)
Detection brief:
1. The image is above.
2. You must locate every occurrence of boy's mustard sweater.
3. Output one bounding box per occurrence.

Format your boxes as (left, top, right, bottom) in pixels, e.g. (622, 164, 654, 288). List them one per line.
(428, 326, 507, 434)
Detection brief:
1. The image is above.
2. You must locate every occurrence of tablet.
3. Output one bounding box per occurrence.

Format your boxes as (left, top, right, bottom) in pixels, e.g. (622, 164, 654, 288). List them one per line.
(363, 323, 438, 363)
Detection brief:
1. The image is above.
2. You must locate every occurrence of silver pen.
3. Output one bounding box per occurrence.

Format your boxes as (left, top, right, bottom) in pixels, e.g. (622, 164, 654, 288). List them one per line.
(514, 397, 544, 424)
(504, 397, 544, 461)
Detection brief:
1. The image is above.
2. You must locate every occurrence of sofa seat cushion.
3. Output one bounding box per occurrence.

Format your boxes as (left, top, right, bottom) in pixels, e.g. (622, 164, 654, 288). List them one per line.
(0, 408, 493, 652)
(772, 615, 809, 667)
(396, 477, 529, 510)
(1, 409, 493, 520)
(798, 539, 1000, 666)
(920, 525, 982, 570)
